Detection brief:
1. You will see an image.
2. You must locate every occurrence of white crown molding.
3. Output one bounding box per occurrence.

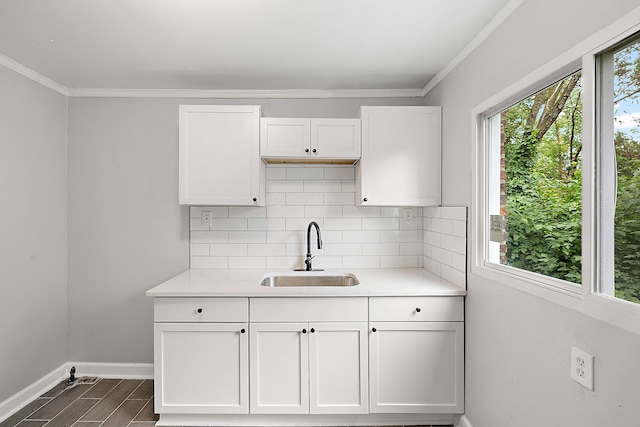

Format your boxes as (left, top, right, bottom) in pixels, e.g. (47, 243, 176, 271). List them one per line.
(0, 53, 68, 96)
(420, 0, 526, 97)
(67, 87, 425, 99)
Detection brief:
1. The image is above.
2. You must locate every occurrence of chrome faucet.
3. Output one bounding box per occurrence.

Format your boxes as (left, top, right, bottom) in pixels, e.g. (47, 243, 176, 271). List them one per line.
(302, 221, 323, 271)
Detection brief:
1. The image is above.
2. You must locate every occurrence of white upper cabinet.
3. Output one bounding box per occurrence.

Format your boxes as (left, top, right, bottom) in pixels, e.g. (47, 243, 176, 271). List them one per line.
(179, 105, 264, 206)
(357, 106, 441, 206)
(260, 118, 361, 162)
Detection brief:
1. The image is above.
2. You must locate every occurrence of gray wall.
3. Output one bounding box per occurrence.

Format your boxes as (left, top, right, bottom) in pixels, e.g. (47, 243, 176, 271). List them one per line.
(0, 67, 68, 402)
(423, 0, 640, 425)
(66, 97, 422, 363)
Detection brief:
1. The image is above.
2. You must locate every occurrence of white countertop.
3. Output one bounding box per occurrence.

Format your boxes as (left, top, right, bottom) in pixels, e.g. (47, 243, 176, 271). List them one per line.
(146, 268, 466, 297)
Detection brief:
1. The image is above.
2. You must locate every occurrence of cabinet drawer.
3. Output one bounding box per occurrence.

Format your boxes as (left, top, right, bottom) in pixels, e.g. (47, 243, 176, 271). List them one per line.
(154, 298, 248, 322)
(250, 297, 368, 322)
(369, 297, 463, 322)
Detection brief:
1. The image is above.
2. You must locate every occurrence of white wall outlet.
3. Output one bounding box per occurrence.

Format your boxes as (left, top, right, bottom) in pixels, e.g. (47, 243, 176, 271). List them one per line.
(201, 210, 212, 227)
(571, 346, 594, 390)
(403, 208, 414, 222)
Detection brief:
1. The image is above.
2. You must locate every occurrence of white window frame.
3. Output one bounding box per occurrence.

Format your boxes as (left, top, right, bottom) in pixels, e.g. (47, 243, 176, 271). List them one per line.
(471, 7, 640, 335)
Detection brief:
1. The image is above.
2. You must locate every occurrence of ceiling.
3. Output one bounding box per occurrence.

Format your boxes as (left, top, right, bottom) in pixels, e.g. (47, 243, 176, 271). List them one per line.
(0, 0, 513, 96)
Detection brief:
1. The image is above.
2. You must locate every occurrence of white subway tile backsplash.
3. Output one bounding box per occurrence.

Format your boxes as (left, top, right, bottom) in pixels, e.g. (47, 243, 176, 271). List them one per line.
(191, 231, 229, 244)
(265, 192, 286, 206)
(248, 218, 286, 231)
(304, 205, 342, 218)
(343, 256, 380, 269)
(324, 167, 355, 180)
(343, 230, 380, 243)
(228, 231, 267, 244)
(188, 165, 466, 290)
(191, 256, 229, 269)
(381, 255, 420, 268)
(266, 167, 287, 180)
(286, 192, 324, 206)
(304, 179, 342, 193)
(190, 244, 210, 257)
(324, 218, 361, 231)
(343, 205, 380, 218)
(441, 234, 466, 255)
(362, 217, 399, 230)
(229, 256, 267, 269)
(323, 192, 355, 206)
(266, 180, 304, 193)
(362, 243, 399, 256)
(422, 206, 467, 289)
(287, 167, 325, 180)
(229, 207, 267, 218)
(267, 256, 301, 270)
(212, 218, 248, 231)
(210, 244, 248, 257)
(267, 205, 305, 218)
(430, 218, 453, 234)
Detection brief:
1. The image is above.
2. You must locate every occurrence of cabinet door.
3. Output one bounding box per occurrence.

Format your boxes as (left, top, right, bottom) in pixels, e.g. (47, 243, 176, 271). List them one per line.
(179, 105, 263, 206)
(310, 119, 361, 159)
(250, 323, 309, 414)
(308, 322, 368, 414)
(154, 322, 248, 414)
(369, 321, 463, 413)
(260, 118, 310, 158)
(358, 106, 441, 206)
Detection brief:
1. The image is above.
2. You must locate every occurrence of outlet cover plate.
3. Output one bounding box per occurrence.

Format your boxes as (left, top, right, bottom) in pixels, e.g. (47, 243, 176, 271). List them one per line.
(571, 346, 594, 390)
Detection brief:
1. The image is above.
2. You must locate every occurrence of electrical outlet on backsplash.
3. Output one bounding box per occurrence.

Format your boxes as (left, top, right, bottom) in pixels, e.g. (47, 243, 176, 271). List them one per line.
(188, 165, 466, 287)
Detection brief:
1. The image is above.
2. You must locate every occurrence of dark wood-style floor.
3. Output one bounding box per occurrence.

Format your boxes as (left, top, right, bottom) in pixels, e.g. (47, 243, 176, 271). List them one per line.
(0, 378, 454, 427)
(0, 378, 157, 427)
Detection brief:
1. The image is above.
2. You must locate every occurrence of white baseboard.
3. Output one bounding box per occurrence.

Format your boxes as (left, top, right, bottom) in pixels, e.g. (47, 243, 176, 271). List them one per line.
(0, 361, 153, 423)
(457, 414, 473, 427)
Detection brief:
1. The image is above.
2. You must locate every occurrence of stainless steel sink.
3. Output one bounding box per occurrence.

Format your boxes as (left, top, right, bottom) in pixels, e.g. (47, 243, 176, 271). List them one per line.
(260, 273, 360, 287)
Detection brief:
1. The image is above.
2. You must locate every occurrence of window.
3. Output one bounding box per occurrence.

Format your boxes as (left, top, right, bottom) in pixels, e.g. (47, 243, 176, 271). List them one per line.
(474, 15, 640, 324)
(484, 71, 583, 293)
(597, 33, 640, 305)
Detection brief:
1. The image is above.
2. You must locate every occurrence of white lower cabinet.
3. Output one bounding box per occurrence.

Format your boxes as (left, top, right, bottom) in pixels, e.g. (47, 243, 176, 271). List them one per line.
(154, 322, 249, 414)
(152, 295, 463, 424)
(249, 297, 369, 415)
(368, 297, 464, 414)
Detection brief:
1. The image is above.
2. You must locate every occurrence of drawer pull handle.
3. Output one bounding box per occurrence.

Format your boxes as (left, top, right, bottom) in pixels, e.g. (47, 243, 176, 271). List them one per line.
(197, 308, 203, 314)
(240, 328, 246, 334)
(415, 307, 421, 313)
(371, 327, 377, 333)
(302, 328, 307, 334)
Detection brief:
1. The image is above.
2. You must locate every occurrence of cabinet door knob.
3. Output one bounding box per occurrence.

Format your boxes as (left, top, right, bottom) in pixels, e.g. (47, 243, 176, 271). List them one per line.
(416, 307, 421, 313)
(197, 308, 203, 314)
(240, 328, 246, 334)
(252, 197, 257, 202)
(371, 327, 377, 333)
(305, 148, 309, 153)
(302, 328, 307, 334)
(312, 149, 317, 153)
(310, 328, 315, 333)
(363, 197, 368, 202)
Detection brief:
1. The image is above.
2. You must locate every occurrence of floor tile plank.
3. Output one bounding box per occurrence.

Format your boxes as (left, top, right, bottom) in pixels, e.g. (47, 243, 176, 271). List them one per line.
(42, 398, 99, 427)
(128, 380, 153, 400)
(0, 398, 50, 427)
(81, 379, 121, 399)
(132, 400, 158, 422)
(79, 380, 142, 422)
(101, 399, 147, 427)
(27, 385, 92, 421)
